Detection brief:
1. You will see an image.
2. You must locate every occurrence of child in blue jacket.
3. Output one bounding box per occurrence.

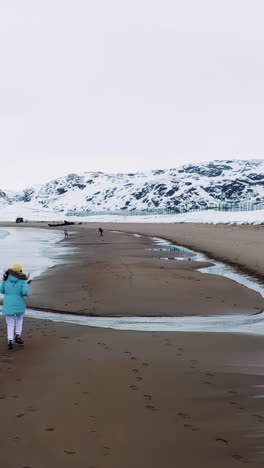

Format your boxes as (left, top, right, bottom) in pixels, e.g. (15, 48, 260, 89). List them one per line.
(0, 263, 30, 350)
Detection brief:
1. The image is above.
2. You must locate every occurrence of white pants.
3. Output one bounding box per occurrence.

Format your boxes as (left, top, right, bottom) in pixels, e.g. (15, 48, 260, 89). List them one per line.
(5, 315, 24, 341)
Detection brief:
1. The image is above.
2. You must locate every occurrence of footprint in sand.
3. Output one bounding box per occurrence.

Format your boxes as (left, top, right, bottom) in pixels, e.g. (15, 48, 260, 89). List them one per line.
(16, 413, 25, 418)
(184, 424, 200, 431)
(232, 454, 249, 463)
(144, 393, 152, 401)
(64, 450, 77, 455)
(204, 372, 214, 377)
(129, 385, 138, 391)
(229, 401, 244, 410)
(145, 404, 159, 411)
(0, 394, 6, 399)
(136, 377, 143, 382)
(145, 404, 155, 410)
(132, 369, 139, 374)
(178, 412, 191, 420)
(27, 406, 38, 412)
(216, 438, 229, 445)
(45, 426, 56, 432)
(142, 362, 149, 367)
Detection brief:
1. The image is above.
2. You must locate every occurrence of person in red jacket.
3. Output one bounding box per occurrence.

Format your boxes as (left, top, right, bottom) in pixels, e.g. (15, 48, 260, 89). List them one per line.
(98, 227, 104, 237)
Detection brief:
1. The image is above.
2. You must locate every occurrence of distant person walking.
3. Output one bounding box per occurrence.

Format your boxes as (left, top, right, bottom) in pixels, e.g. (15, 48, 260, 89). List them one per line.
(98, 227, 104, 237)
(64, 227, 69, 238)
(0, 264, 30, 350)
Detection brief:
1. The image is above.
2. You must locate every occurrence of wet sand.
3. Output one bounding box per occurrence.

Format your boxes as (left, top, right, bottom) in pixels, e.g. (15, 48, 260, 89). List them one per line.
(0, 222, 264, 466)
(26, 225, 264, 316)
(0, 317, 264, 467)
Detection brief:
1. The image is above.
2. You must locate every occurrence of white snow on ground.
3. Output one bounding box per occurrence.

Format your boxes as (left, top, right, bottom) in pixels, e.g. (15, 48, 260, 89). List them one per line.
(0, 203, 263, 225)
(67, 209, 264, 225)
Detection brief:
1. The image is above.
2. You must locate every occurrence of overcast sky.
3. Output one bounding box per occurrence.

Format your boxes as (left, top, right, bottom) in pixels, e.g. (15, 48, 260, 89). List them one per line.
(1, 0, 264, 189)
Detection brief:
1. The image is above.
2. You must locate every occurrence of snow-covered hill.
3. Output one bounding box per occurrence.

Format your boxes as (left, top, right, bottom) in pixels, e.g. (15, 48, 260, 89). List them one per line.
(1, 159, 264, 219)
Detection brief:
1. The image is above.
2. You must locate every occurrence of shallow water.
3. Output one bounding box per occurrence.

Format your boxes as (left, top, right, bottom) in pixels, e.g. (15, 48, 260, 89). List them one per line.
(25, 309, 264, 334)
(0, 230, 10, 240)
(0, 227, 76, 278)
(1, 227, 263, 335)
(147, 237, 264, 299)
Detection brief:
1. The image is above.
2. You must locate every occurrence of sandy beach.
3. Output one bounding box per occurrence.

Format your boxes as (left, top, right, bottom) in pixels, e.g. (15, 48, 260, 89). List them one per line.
(25, 223, 264, 316)
(0, 222, 264, 467)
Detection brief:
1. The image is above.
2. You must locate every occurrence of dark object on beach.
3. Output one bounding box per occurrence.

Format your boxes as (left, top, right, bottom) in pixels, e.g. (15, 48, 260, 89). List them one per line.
(64, 220, 75, 225)
(16, 217, 24, 223)
(48, 220, 75, 227)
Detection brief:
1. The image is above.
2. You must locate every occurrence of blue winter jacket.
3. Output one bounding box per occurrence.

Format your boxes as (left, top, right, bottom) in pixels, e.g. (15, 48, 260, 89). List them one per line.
(0, 274, 29, 315)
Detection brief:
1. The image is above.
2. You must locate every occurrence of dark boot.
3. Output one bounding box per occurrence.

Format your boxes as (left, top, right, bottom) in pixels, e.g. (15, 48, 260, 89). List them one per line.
(15, 335, 24, 345)
(8, 340, 13, 350)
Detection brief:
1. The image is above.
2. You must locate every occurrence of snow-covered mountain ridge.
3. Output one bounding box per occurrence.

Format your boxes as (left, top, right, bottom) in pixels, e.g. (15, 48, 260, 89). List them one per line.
(1, 159, 264, 216)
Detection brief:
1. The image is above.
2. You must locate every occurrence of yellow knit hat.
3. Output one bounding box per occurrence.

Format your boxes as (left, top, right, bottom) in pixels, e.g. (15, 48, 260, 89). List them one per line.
(12, 263, 23, 272)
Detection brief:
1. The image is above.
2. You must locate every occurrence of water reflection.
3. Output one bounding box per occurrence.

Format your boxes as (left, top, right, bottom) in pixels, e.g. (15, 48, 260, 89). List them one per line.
(0, 227, 77, 278)
(147, 237, 264, 300)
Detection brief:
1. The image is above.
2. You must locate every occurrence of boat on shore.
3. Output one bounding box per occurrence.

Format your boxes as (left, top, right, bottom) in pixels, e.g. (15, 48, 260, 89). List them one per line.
(48, 221, 76, 227)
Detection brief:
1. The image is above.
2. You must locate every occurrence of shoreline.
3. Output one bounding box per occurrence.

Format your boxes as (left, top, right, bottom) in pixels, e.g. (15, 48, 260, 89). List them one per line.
(1, 220, 264, 282)
(149, 232, 264, 285)
(101, 222, 264, 279)
(0, 223, 263, 317)
(24, 223, 264, 316)
(0, 223, 264, 466)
